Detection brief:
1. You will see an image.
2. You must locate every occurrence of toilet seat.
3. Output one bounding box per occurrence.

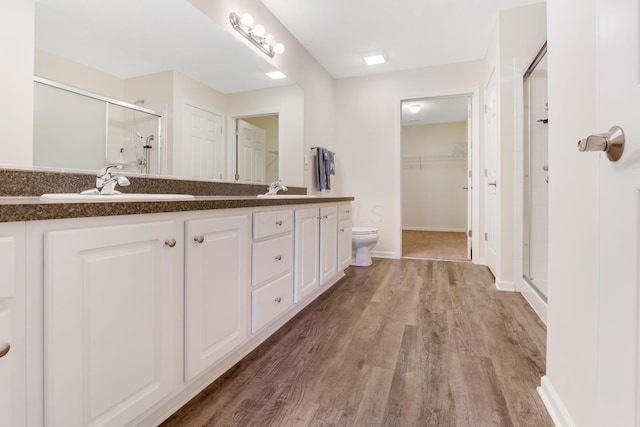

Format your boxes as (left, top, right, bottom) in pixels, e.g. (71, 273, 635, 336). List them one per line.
(352, 227, 377, 235)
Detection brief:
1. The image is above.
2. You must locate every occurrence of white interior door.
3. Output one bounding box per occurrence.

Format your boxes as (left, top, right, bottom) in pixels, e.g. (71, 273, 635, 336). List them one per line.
(183, 104, 223, 180)
(485, 70, 499, 275)
(237, 119, 267, 184)
(594, 1, 640, 424)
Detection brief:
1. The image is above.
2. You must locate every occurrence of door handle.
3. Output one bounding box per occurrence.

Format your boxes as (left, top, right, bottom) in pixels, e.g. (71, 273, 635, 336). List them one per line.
(488, 181, 497, 187)
(463, 186, 469, 190)
(0, 342, 9, 358)
(577, 125, 625, 162)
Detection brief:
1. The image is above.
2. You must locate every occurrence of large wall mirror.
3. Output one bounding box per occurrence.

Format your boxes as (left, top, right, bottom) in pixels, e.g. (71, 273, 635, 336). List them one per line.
(32, 0, 304, 186)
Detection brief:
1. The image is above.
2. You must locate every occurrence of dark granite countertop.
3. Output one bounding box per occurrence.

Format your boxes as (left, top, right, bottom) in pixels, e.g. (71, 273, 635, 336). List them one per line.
(0, 195, 355, 223)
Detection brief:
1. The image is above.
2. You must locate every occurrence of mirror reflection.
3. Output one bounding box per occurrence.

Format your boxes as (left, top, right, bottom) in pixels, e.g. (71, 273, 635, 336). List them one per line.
(32, 0, 304, 185)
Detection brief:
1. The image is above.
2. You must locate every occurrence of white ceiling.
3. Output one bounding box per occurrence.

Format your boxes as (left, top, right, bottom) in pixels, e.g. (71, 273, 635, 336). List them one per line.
(261, 0, 545, 79)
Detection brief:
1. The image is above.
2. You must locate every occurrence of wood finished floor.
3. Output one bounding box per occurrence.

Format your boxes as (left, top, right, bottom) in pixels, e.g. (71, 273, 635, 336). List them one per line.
(162, 259, 551, 427)
(402, 231, 468, 261)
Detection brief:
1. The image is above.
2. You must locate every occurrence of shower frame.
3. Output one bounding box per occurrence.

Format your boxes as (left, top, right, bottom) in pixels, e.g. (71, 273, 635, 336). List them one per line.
(34, 76, 163, 174)
(522, 43, 548, 301)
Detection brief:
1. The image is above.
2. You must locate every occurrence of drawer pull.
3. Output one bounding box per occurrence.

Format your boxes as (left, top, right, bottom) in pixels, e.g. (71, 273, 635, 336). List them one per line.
(275, 255, 282, 261)
(340, 228, 345, 232)
(164, 238, 177, 248)
(275, 220, 283, 226)
(0, 342, 10, 358)
(346, 210, 350, 214)
(274, 297, 282, 303)
(194, 235, 205, 244)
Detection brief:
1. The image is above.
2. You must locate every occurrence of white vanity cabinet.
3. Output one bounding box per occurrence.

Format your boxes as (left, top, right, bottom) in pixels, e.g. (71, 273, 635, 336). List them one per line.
(184, 214, 249, 382)
(319, 206, 339, 286)
(294, 208, 320, 302)
(0, 222, 26, 427)
(42, 219, 180, 427)
(251, 210, 294, 333)
(338, 203, 353, 272)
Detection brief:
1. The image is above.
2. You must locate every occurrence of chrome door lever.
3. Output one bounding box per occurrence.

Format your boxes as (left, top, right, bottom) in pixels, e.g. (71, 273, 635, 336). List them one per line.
(577, 126, 625, 162)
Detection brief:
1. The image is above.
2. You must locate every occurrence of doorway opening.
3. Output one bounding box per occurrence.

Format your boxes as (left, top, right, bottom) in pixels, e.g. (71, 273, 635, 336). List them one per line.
(522, 43, 548, 300)
(400, 95, 473, 261)
(228, 113, 279, 184)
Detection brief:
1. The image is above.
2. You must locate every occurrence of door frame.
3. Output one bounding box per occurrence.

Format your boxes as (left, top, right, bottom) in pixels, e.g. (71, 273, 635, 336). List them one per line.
(396, 88, 480, 263)
(227, 109, 280, 183)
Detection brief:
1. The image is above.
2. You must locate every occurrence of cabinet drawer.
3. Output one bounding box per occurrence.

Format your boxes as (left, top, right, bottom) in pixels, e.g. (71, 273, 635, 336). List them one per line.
(338, 204, 352, 221)
(252, 272, 294, 333)
(252, 234, 294, 286)
(253, 210, 294, 240)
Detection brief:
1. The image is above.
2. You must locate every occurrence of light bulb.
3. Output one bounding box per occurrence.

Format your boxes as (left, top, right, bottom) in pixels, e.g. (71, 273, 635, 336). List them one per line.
(240, 13, 253, 27)
(252, 24, 265, 37)
(273, 42, 285, 54)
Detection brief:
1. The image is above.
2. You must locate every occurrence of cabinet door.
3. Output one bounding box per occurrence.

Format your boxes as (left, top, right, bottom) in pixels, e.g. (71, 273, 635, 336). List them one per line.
(0, 223, 25, 427)
(44, 220, 178, 427)
(184, 215, 249, 381)
(338, 220, 353, 272)
(294, 208, 320, 302)
(320, 206, 338, 286)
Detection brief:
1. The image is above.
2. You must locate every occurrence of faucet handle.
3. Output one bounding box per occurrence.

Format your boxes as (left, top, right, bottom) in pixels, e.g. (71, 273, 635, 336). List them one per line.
(97, 164, 122, 178)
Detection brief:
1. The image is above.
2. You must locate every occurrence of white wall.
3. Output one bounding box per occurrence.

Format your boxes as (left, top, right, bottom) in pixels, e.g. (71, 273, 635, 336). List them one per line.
(484, 2, 547, 288)
(335, 61, 484, 258)
(0, 0, 34, 167)
(542, 0, 599, 424)
(402, 122, 468, 231)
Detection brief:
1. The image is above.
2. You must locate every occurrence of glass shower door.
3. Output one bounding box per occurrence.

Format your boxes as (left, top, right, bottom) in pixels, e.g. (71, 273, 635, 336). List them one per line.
(523, 46, 549, 299)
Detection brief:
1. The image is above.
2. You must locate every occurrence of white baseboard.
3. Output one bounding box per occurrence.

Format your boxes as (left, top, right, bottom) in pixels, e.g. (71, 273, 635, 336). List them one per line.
(495, 279, 516, 292)
(371, 250, 399, 259)
(477, 257, 486, 266)
(402, 226, 466, 232)
(516, 279, 547, 324)
(537, 376, 576, 427)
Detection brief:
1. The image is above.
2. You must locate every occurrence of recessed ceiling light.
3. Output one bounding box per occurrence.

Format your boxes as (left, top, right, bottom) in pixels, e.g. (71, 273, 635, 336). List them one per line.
(363, 51, 387, 65)
(266, 71, 286, 79)
(409, 104, 421, 113)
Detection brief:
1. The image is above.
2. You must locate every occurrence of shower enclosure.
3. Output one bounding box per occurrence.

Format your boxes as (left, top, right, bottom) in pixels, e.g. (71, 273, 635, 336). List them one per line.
(33, 77, 163, 174)
(522, 44, 548, 299)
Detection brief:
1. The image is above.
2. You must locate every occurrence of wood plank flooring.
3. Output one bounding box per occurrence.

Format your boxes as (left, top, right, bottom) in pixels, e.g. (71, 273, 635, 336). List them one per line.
(402, 231, 468, 261)
(161, 259, 551, 426)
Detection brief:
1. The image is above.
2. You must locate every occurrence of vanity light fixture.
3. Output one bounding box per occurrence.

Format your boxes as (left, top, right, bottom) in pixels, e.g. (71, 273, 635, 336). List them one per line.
(230, 12, 285, 59)
(409, 104, 421, 113)
(266, 71, 287, 80)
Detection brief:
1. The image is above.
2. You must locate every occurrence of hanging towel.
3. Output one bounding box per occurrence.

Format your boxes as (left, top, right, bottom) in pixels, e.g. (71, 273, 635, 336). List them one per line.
(315, 147, 335, 191)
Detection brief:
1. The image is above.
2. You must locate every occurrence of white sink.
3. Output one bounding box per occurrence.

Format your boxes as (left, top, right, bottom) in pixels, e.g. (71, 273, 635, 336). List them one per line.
(257, 194, 317, 199)
(40, 193, 195, 202)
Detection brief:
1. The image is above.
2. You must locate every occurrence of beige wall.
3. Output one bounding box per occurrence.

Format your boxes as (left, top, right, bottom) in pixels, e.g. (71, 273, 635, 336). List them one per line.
(334, 61, 483, 258)
(402, 122, 468, 231)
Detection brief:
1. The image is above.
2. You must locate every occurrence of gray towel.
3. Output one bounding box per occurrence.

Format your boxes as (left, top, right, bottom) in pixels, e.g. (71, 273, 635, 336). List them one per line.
(315, 147, 335, 191)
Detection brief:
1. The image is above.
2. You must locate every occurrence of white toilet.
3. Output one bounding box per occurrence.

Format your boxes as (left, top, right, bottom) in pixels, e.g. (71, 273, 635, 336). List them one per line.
(351, 227, 379, 267)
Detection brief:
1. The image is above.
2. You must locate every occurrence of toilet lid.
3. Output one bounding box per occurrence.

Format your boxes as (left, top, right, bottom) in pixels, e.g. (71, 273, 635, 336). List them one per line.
(352, 227, 378, 235)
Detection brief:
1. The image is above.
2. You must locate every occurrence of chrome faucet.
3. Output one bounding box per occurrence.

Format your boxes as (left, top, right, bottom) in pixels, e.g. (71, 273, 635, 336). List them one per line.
(266, 179, 288, 195)
(81, 165, 131, 195)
